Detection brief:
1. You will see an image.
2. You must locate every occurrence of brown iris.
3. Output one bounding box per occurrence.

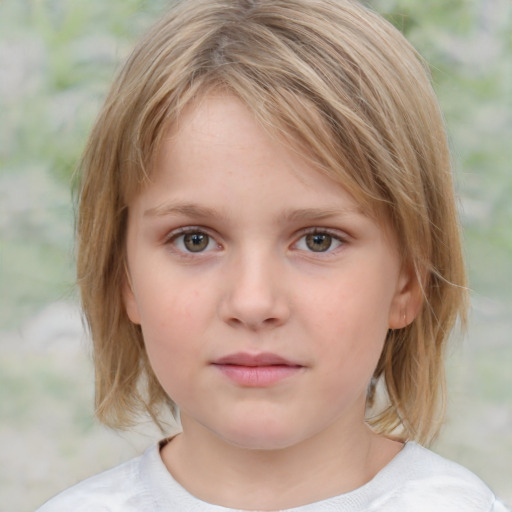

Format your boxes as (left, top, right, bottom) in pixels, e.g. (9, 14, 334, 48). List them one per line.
(305, 233, 333, 252)
(183, 232, 209, 252)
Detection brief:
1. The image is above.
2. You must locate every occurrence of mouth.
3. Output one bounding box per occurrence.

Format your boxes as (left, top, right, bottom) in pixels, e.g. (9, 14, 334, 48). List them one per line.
(211, 352, 305, 387)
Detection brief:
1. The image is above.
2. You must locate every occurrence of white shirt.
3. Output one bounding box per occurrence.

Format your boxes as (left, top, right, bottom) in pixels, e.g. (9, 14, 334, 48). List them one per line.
(36, 441, 509, 511)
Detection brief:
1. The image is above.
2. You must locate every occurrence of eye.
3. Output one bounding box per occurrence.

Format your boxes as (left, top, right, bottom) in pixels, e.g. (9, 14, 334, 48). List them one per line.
(295, 231, 344, 253)
(170, 230, 218, 253)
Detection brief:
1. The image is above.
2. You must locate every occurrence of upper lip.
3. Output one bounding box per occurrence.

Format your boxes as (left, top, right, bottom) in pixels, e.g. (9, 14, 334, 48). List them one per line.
(213, 352, 302, 367)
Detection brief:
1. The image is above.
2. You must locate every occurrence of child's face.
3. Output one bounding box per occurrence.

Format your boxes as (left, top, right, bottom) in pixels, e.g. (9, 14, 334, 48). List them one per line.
(124, 94, 412, 450)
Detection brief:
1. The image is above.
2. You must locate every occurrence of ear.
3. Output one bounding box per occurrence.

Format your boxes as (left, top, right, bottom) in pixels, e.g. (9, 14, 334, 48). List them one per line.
(123, 270, 141, 325)
(388, 263, 424, 329)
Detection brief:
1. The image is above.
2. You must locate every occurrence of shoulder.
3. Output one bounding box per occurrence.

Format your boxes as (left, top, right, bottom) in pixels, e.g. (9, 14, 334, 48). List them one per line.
(373, 442, 509, 511)
(34, 446, 156, 512)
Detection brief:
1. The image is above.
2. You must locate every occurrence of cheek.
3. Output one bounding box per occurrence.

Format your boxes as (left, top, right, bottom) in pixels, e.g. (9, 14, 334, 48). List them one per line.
(308, 272, 391, 339)
(304, 272, 391, 375)
(137, 274, 210, 329)
(141, 317, 199, 405)
(135, 283, 213, 383)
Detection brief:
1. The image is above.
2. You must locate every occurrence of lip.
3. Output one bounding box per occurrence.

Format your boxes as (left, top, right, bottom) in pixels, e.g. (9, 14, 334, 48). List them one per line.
(212, 352, 305, 387)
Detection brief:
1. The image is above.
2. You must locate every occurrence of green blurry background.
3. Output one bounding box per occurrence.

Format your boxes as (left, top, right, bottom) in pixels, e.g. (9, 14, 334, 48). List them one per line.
(0, 0, 510, 509)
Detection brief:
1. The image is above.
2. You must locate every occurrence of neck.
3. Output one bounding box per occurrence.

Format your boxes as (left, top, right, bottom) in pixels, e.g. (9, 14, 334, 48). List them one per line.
(161, 415, 402, 510)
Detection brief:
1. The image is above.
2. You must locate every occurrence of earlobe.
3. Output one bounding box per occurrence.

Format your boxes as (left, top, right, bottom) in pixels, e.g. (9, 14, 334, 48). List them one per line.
(388, 264, 424, 329)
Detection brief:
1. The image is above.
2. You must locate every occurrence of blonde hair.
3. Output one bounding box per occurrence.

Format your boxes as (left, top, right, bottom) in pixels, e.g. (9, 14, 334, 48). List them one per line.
(77, 0, 468, 444)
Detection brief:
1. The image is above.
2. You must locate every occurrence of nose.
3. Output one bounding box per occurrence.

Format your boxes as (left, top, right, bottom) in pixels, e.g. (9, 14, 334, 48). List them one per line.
(218, 250, 290, 331)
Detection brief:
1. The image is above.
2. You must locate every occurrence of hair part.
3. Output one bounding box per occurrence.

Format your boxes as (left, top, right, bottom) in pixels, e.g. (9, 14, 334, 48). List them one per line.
(77, 0, 468, 444)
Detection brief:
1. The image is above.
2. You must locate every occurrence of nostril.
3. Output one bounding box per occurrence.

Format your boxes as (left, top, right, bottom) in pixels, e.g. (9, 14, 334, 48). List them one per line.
(226, 315, 281, 331)
(221, 297, 290, 330)
(218, 265, 291, 329)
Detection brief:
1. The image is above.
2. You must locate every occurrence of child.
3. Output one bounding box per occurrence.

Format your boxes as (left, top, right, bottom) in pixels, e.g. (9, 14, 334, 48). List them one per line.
(37, 0, 509, 510)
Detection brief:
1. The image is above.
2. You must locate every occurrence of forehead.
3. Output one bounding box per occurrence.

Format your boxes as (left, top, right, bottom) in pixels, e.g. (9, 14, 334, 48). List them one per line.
(129, 95, 400, 245)
(146, 94, 351, 205)
(129, 92, 393, 230)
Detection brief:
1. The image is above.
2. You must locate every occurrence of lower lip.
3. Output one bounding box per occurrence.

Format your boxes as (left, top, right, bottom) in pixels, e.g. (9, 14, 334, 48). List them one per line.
(214, 364, 303, 387)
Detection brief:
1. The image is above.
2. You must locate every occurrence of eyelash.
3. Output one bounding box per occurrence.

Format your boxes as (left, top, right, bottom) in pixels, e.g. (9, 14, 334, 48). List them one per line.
(165, 227, 347, 256)
(294, 228, 346, 255)
(165, 227, 220, 255)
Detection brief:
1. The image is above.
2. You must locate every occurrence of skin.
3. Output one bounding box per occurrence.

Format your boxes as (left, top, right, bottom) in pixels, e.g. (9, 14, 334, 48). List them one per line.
(123, 94, 420, 509)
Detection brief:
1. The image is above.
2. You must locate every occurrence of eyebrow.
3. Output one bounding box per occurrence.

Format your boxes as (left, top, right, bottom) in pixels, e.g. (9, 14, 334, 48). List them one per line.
(282, 206, 364, 222)
(144, 202, 221, 219)
(144, 201, 364, 222)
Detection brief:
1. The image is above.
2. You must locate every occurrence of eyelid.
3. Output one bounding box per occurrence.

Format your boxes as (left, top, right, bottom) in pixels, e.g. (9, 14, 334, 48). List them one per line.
(164, 226, 222, 253)
(162, 225, 349, 254)
(164, 225, 213, 241)
(165, 225, 195, 240)
(298, 227, 349, 241)
(292, 227, 349, 253)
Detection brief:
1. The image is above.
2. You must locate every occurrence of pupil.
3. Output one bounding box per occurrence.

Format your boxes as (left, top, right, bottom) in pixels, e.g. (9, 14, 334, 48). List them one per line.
(184, 232, 208, 252)
(306, 233, 332, 252)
